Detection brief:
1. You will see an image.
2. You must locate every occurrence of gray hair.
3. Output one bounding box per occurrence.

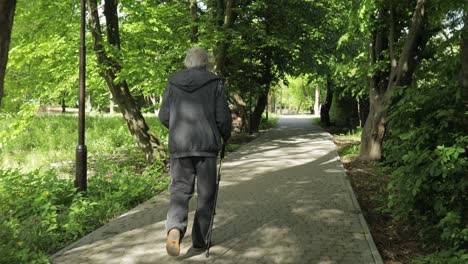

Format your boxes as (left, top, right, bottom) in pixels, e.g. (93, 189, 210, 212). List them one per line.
(184, 47, 208, 70)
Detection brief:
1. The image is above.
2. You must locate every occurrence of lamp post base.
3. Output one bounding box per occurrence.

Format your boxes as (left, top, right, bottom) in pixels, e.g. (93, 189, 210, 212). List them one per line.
(75, 144, 87, 192)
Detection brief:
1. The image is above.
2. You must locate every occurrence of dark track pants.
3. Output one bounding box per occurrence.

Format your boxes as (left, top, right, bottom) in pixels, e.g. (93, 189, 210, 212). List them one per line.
(166, 156, 217, 247)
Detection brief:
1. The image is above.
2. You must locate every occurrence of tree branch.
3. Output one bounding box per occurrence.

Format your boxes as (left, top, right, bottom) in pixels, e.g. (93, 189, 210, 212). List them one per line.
(387, 0, 428, 90)
(0, 0, 17, 108)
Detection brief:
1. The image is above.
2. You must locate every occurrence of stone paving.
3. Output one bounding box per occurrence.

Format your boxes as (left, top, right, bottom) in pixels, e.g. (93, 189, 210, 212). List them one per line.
(52, 115, 383, 264)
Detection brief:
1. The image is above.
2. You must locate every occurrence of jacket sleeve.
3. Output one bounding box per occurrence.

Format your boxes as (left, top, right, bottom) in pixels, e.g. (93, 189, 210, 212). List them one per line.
(215, 81, 232, 142)
(158, 84, 171, 129)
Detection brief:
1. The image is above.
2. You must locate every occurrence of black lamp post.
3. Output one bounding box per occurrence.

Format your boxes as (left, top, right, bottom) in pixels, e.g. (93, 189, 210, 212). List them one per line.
(75, 0, 87, 192)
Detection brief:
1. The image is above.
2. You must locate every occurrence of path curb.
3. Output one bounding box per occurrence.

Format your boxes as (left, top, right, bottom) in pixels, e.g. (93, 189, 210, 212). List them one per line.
(331, 145, 385, 264)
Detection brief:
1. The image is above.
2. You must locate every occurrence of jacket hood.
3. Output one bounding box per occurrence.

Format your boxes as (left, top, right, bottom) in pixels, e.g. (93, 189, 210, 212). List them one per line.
(169, 69, 220, 92)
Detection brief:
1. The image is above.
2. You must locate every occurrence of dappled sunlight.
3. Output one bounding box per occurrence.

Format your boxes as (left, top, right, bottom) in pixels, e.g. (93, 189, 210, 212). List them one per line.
(52, 116, 379, 263)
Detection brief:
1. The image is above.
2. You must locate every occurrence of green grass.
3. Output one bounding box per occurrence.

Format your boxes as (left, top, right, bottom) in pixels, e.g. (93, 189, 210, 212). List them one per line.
(312, 117, 321, 126)
(333, 129, 361, 158)
(337, 144, 360, 157)
(0, 114, 167, 171)
(259, 113, 280, 130)
(226, 143, 241, 153)
(313, 116, 362, 158)
(0, 114, 169, 263)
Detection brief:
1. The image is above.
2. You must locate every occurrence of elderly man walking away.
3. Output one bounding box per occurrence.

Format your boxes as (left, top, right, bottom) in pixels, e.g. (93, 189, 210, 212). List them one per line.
(158, 47, 232, 257)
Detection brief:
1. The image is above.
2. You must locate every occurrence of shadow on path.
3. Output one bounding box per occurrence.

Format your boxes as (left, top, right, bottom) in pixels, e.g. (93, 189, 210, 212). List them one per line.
(52, 116, 382, 264)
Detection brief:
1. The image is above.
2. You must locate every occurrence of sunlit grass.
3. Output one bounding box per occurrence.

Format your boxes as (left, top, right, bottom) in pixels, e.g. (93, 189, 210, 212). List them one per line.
(259, 112, 280, 130)
(334, 129, 361, 158)
(0, 114, 167, 172)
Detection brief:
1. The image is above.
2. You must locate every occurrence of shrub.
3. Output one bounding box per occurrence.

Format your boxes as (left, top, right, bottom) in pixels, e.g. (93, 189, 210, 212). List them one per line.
(412, 249, 468, 264)
(384, 81, 467, 250)
(0, 165, 168, 263)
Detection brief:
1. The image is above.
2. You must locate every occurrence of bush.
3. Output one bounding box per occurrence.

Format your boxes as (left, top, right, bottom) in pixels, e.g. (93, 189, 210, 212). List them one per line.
(384, 81, 467, 250)
(412, 249, 468, 264)
(0, 164, 168, 263)
(259, 113, 280, 130)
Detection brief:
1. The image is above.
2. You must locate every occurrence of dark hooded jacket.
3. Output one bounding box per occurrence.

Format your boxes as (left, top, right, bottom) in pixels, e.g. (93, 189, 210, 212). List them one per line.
(158, 69, 232, 158)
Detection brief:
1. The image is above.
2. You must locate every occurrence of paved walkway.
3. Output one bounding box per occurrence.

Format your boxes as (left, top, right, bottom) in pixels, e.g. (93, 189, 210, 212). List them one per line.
(52, 116, 383, 264)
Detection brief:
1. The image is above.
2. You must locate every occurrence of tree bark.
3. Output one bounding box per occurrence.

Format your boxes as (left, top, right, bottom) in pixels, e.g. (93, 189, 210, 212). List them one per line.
(314, 87, 320, 115)
(212, 0, 242, 134)
(0, 0, 16, 108)
(251, 55, 273, 131)
(320, 76, 333, 127)
(190, 0, 198, 43)
(268, 88, 275, 113)
(61, 97, 66, 113)
(251, 90, 268, 132)
(360, 0, 429, 160)
(215, 0, 235, 79)
(110, 94, 115, 113)
(103, 0, 120, 49)
(86, 94, 92, 112)
(358, 95, 369, 127)
(462, 3, 468, 126)
(150, 94, 158, 114)
(231, 93, 249, 132)
(87, 0, 166, 163)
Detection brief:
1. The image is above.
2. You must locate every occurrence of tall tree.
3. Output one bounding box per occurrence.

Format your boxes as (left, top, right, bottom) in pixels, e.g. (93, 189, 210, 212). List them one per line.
(360, 0, 431, 160)
(87, 0, 166, 163)
(190, 0, 198, 43)
(214, 0, 235, 79)
(210, 0, 253, 132)
(232, 0, 325, 132)
(462, 1, 468, 126)
(320, 76, 333, 127)
(0, 0, 16, 108)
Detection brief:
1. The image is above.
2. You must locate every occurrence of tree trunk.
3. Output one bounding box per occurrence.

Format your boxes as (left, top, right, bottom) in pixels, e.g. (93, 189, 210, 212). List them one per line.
(61, 97, 66, 113)
(251, 61, 272, 131)
(110, 94, 115, 113)
(231, 93, 248, 132)
(462, 3, 468, 126)
(190, 0, 198, 43)
(360, 0, 429, 160)
(297, 97, 303, 113)
(86, 95, 92, 112)
(250, 7, 274, 132)
(265, 85, 269, 120)
(359, 8, 389, 160)
(87, 0, 166, 163)
(103, 0, 120, 49)
(314, 87, 320, 115)
(215, 0, 235, 79)
(268, 88, 275, 113)
(150, 94, 158, 114)
(358, 95, 369, 127)
(360, 93, 387, 160)
(320, 76, 333, 127)
(279, 84, 283, 114)
(0, 0, 16, 108)
(251, 91, 268, 132)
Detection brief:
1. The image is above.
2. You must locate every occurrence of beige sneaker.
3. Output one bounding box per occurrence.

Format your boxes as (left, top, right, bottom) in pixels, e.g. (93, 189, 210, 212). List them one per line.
(166, 229, 181, 257)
